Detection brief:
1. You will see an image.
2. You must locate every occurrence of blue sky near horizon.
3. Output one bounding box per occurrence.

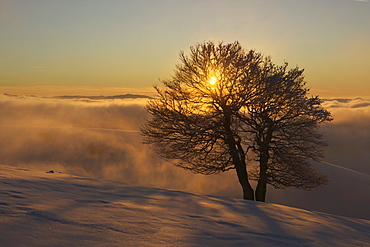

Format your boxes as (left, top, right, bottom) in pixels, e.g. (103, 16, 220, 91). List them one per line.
(1, 0, 369, 97)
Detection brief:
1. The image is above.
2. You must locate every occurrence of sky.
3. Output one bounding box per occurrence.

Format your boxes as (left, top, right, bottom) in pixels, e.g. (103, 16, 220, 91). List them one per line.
(1, 0, 369, 97)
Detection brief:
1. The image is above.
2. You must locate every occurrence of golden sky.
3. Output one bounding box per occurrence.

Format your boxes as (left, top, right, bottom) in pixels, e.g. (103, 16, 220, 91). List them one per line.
(1, 0, 369, 97)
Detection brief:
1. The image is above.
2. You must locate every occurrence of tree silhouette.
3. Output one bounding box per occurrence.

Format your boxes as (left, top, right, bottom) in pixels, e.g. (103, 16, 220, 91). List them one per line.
(241, 58, 332, 201)
(141, 41, 332, 201)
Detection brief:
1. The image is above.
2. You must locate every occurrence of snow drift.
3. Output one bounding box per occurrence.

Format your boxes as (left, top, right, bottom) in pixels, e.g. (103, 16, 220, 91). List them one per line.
(0, 164, 369, 246)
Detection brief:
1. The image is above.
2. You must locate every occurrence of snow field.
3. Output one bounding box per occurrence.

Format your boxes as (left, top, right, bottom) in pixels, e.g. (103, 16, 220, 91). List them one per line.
(1, 165, 369, 246)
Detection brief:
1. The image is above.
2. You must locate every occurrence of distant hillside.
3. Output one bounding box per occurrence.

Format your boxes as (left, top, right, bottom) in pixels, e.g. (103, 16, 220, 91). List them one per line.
(2, 93, 153, 100)
(52, 94, 153, 100)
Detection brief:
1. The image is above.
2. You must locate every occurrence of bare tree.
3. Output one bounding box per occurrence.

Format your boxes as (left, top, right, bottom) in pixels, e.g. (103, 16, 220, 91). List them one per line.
(141, 41, 332, 201)
(241, 58, 332, 201)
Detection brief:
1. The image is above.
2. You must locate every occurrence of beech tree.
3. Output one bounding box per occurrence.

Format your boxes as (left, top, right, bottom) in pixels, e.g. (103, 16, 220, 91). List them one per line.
(241, 58, 332, 201)
(141, 41, 332, 201)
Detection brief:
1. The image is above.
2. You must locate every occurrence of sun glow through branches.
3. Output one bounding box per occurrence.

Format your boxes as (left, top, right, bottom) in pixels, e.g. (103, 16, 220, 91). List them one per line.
(209, 77, 217, 85)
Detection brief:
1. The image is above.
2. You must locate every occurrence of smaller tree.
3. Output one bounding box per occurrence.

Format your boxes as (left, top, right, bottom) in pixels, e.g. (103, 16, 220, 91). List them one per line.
(240, 58, 333, 201)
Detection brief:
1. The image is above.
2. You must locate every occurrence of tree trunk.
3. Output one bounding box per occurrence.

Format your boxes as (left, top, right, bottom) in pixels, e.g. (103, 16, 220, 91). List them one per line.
(223, 111, 254, 200)
(235, 164, 255, 200)
(255, 156, 268, 201)
(255, 179, 267, 202)
(229, 139, 254, 200)
(255, 127, 271, 202)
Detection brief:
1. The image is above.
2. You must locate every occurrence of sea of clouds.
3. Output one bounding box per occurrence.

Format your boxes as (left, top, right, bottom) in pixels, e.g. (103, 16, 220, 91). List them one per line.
(320, 98, 370, 175)
(0, 94, 241, 197)
(0, 93, 369, 218)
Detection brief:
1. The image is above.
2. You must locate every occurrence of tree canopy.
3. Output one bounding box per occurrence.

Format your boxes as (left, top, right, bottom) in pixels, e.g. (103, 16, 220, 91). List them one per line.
(141, 41, 332, 201)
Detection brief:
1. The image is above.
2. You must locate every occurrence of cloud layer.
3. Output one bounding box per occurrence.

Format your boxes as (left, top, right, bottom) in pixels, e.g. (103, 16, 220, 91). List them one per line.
(1, 94, 369, 218)
(321, 98, 370, 175)
(0, 95, 241, 197)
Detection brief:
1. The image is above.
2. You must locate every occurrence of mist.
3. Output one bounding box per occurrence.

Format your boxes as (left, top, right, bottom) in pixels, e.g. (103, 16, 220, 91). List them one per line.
(1, 94, 369, 218)
(0, 94, 241, 197)
(321, 98, 370, 175)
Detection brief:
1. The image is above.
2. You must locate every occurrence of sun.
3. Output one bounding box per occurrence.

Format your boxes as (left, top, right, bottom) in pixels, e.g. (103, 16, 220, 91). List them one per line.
(209, 77, 217, 85)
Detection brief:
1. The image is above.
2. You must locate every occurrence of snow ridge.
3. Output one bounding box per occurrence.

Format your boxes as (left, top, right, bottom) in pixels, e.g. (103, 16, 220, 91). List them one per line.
(0, 165, 369, 246)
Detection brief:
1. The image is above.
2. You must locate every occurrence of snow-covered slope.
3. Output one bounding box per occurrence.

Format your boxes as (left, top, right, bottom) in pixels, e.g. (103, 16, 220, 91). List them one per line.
(1, 165, 369, 247)
(267, 160, 370, 220)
